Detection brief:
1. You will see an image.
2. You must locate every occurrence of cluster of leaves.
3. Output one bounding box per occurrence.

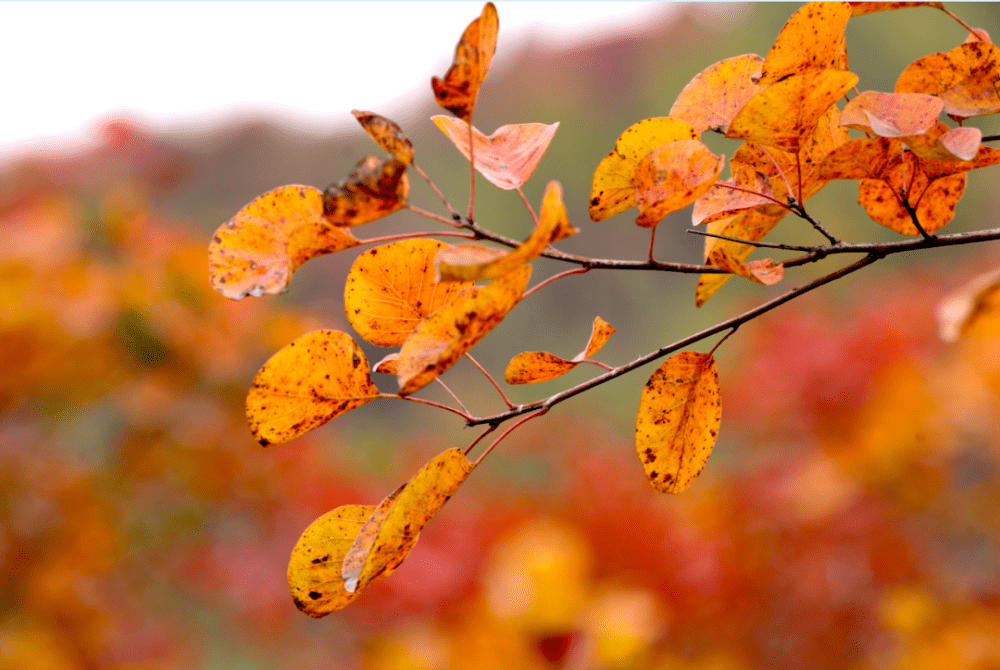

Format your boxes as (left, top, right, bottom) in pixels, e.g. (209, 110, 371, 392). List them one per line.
(208, 1, 1000, 616)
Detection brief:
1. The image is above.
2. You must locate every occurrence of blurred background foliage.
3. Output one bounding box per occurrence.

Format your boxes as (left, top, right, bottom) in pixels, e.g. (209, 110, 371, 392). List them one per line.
(3, 3, 1000, 669)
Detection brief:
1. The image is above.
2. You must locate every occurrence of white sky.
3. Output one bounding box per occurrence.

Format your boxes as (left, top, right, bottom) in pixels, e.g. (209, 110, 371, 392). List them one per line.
(2, 2, 668, 160)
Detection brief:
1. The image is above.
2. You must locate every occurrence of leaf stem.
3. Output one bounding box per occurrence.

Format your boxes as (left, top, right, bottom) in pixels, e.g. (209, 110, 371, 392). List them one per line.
(388, 394, 472, 421)
(898, 188, 935, 240)
(411, 162, 461, 223)
(522, 267, 590, 300)
(937, 5, 982, 38)
(516, 187, 541, 227)
(473, 408, 549, 466)
(408, 204, 467, 229)
(435, 378, 471, 416)
(465, 353, 516, 409)
(687, 229, 814, 252)
(468, 120, 477, 221)
(365, 229, 477, 246)
(464, 424, 497, 456)
(707, 182, 791, 210)
(583, 359, 615, 372)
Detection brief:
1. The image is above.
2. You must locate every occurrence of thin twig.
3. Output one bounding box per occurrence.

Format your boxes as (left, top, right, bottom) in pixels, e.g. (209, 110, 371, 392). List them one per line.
(984, 134, 1000, 142)
(583, 359, 614, 371)
(937, 5, 982, 38)
(708, 182, 791, 210)
(408, 204, 467, 228)
(687, 229, 814, 252)
(516, 187, 541, 227)
(465, 353, 516, 408)
(473, 408, 549, 465)
(411, 162, 460, 222)
(788, 201, 841, 245)
(388, 394, 472, 421)
(708, 326, 739, 357)
(522, 267, 590, 300)
(365, 230, 476, 246)
(435, 378, 471, 416)
(898, 188, 935, 240)
(464, 424, 497, 457)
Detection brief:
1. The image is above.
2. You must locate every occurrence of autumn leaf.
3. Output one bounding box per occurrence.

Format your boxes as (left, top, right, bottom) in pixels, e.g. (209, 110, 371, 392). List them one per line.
(209, 185, 360, 300)
(757, 2, 852, 85)
(342, 449, 476, 593)
(352, 110, 414, 164)
(634, 140, 725, 228)
(937, 268, 1000, 342)
(589, 117, 699, 222)
(728, 70, 858, 152)
(840, 91, 944, 137)
(287, 504, 376, 617)
(635, 351, 721, 494)
(849, 2, 943, 16)
(323, 156, 409, 227)
(818, 137, 905, 181)
(505, 316, 615, 385)
(539, 180, 578, 242)
(344, 239, 473, 347)
(708, 247, 784, 286)
(246, 330, 382, 446)
(696, 209, 787, 307)
(397, 265, 531, 395)
(902, 123, 982, 162)
(372, 353, 400, 375)
(669, 54, 765, 134)
(432, 116, 559, 190)
(692, 165, 776, 226)
(431, 2, 499, 121)
(858, 161, 966, 236)
(895, 41, 1000, 119)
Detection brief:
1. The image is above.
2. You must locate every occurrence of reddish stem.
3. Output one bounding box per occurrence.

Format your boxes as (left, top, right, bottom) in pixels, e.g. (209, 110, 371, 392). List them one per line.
(464, 424, 497, 456)
(709, 182, 791, 210)
(473, 408, 549, 466)
(522, 267, 590, 300)
(938, 6, 981, 39)
(407, 204, 466, 228)
(708, 327, 738, 357)
(387, 394, 472, 421)
(411, 162, 460, 222)
(648, 226, 658, 262)
(365, 229, 476, 246)
(516, 187, 541, 227)
(583, 359, 614, 371)
(465, 353, 516, 408)
(435, 378, 471, 416)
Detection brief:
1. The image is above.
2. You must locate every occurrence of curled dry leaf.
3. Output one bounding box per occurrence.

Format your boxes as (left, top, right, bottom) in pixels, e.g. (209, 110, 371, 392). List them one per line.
(692, 165, 775, 226)
(398, 265, 532, 395)
(432, 116, 559, 190)
(342, 449, 476, 593)
(636, 351, 721, 494)
(589, 118, 699, 222)
(727, 70, 858, 152)
(849, 2, 943, 16)
(431, 2, 499, 121)
(344, 239, 473, 347)
(505, 316, 615, 385)
(209, 185, 360, 300)
(757, 2, 852, 85)
(840, 91, 943, 137)
(709, 247, 785, 286)
(539, 180, 578, 242)
(669, 54, 765, 134)
(634, 140, 725, 228)
(372, 353, 400, 375)
(287, 504, 376, 617)
(323, 156, 409, 227)
(351, 110, 414, 164)
(895, 41, 1000, 119)
(246, 331, 382, 446)
(696, 209, 787, 307)
(937, 268, 1000, 342)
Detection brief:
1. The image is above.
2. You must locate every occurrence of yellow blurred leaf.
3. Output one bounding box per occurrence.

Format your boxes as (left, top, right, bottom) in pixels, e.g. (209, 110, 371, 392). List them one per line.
(246, 330, 382, 446)
(352, 110, 414, 164)
(432, 116, 559, 190)
(539, 180, 578, 242)
(209, 185, 360, 300)
(840, 91, 943, 137)
(895, 41, 1000, 119)
(577, 316, 616, 361)
(635, 351, 721, 493)
(757, 2, 852, 85)
(669, 54, 765, 134)
(692, 165, 775, 226)
(323, 156, 409, 227)
(634, 140, 725, 228)
(287, 504, 376, 617)
(589, 117, 699, 222)
(937, 267, 1000, 342)
(343, 449, 476, 593)
(344, 239, 473, 347)
(398, 265, 531, 395)
(431, 2, 499, 121)
(727, 69, 858, 152)
(505, 316, 615, 385)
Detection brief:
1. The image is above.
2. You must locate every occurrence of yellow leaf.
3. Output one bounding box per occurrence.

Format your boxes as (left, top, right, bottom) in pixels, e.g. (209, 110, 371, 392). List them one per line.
(341, 485, 412, 592)
(351, 110, 414, 164)
(589, 117, 699, 222)
(634, 140, 725, 228)
(840, 91, 943, 137)
(431, 2, 499, 121)
(696, 209, 787, 307)
(670, 54, 764, 135)
(505, 316, 615, 385)
(397, 265, 531, 395)
(344, 239, 473, 347)
(727, 69, 858, 152)
(432, 116, 559, 190)
(246, 330, 382, 446)
(757, 2, 852, 85)
(635, 351, 721, 493)
(287, 504, 376, 617)
(539, 180, 578, 242)
(895, 41, 1000, 119)
(937, 268, 1000, 342)
(343, 449, 476, 593)
(577, 316, 616, 361)
(323, 156, 409, 227)
(209, 185, 360, 300)
(708, 247, 784, 286)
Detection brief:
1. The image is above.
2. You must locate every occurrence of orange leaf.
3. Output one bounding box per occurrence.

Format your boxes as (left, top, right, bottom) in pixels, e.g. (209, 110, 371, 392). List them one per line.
(895, 41, 1000, 119)
(431, 2, 499, 121)
(323, 156, 409, 227)
(696, 209, 787, 307)
(635, 351, 721, 494)
(351, 110, 414, 164)
(669, 54, 765, 134)
(432, 116, 559, 190)
(209, 185, 361, 300)
(708, 247, 785, 286)
(344, 239, 473, 347)
(539, 180, 578, 242)
(634, 140, 725, 228)
(902, 122, 982, 162)
(818, 137, 904, 181)
(692, 166, 775, 226)
(757, 2, 852, 85)
(397, 265, 531, 395)
(727, 69, 858, 152)
(858, 169, 966, 236)
(576, 316, 616, 361)
(937, 268, 1000, 342)
(287, 504, 376, 617)
(505, 351, 579, 385)
(246, 331, 382, 446)
(342, 449, 476, 593)
(589, 118, 699, 222)
(849, 2, 943, 15)
(840, 91, 943, 137)
(372, 353, 400, 375)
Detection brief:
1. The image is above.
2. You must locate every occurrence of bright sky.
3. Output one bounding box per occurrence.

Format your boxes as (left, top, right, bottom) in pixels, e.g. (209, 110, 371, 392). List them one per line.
(2, 2, 668, 159)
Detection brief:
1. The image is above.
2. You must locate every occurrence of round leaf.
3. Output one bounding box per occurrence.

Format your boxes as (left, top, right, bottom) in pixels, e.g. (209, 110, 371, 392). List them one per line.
(634, 140, 725, 228)
(670, 54, 765, 134)
(757, 2, 852, 85)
